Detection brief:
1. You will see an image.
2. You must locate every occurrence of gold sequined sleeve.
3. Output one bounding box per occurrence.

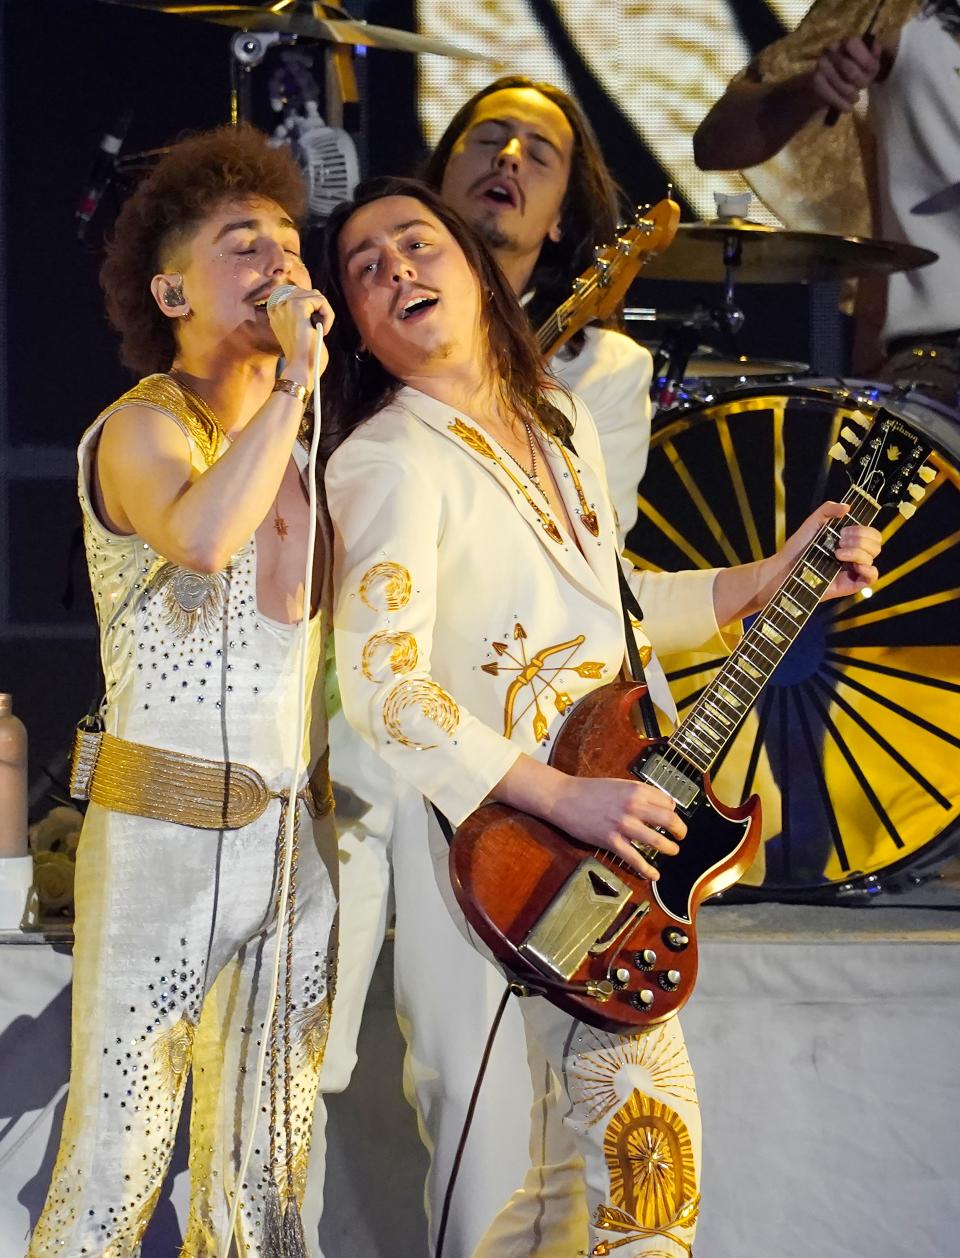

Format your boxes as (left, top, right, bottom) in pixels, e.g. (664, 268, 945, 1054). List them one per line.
(325, 424, 521, 827)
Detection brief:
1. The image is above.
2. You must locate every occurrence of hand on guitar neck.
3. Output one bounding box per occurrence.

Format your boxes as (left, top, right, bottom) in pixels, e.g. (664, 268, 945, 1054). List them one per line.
(711, 500, 882, 625)
(490, 500, 882, 876)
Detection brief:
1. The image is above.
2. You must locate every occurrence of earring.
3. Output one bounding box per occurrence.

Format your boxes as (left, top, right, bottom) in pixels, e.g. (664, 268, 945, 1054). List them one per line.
(354, 346, 369, 362)
(163, 285, 184, 308)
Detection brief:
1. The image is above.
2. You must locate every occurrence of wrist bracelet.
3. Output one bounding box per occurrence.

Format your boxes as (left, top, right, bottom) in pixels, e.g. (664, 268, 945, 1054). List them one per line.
(273, 377, 309, 406)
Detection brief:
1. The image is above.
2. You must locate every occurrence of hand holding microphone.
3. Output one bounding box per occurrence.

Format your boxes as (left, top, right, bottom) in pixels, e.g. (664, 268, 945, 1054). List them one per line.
(265, 284, 335, 383)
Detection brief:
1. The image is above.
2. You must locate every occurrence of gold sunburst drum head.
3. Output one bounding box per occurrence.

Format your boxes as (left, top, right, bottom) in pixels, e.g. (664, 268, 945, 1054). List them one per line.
(626, 383, 960, 897)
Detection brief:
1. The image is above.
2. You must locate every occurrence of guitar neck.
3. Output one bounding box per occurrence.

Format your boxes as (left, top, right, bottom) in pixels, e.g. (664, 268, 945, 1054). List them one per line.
(668, 486, 880, 775)
(536, 295, 579, 359)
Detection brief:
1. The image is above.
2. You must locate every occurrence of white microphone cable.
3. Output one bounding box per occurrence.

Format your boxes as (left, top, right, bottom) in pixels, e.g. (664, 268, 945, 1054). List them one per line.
(223, 286, 324, 1255)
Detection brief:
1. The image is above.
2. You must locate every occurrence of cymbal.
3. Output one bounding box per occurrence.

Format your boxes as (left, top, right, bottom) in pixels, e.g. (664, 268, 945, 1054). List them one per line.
(636, 342, 808, 379)
(101, 2, 494, 60)
(640, 219, 938, 284)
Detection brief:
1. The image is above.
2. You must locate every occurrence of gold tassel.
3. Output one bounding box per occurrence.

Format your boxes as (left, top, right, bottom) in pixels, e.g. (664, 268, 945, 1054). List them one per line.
(262, 1178, 284, 1256)
(281, 1196, 309, 1258)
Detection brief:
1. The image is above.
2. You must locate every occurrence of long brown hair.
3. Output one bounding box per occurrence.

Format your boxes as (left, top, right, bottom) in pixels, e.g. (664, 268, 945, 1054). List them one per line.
(422, 76, 625, 350)
(317, 177, 573, 454)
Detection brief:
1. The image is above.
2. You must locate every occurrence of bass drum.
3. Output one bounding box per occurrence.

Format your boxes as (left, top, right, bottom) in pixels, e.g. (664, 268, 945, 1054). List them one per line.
(625, 382, 960, 899)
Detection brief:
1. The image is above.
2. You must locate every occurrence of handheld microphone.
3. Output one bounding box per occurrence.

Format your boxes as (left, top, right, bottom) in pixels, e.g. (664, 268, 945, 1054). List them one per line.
(76, 110, 133, 239)
(265, 284, 325, 329)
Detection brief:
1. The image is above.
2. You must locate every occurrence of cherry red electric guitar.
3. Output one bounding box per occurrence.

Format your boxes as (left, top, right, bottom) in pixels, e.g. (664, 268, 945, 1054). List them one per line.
(450, 405, 934, 1031)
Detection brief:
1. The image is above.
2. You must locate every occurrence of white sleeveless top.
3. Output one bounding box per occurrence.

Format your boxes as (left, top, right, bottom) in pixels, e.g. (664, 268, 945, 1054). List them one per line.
(872, 12, 960, 343)
(77, 374, 326, 791)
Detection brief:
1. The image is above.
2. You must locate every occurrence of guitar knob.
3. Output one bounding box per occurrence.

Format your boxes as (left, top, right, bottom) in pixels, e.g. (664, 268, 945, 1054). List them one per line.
(659, 969, 682, 992)
(633, 948, 657, 970)
(630, 988, 655, 1010)
(611, 967, 631, 988)
(662, 929, 689, 952)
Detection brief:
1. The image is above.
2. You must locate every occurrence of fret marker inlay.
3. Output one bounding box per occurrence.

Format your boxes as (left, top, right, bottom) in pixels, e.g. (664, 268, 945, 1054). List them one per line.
(801, 566, 824, 589)
(761, 622, 786, 646)
(718, 686, 742, 709)
(778, 594, 802, 619)
(736, 658, 762, 681)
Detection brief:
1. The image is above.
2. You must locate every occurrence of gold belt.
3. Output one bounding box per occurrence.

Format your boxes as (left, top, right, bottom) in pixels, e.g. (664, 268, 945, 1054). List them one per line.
(69, 725, 333, 830)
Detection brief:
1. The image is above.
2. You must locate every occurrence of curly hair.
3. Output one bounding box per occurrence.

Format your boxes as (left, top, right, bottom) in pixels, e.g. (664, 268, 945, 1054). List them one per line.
(317, 177, 573, 456)
(422, 76, 626, 355)
(100, 123, 308, 376)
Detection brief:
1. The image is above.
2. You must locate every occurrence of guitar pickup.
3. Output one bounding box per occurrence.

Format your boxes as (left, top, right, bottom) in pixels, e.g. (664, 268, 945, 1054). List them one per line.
(632, 747, 701, 810)
(520, 858, 649, 980)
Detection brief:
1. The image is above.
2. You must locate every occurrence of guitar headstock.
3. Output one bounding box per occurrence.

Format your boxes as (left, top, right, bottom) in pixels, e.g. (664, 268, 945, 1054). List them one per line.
(539, 196, 680, 358)
(829, 407, 936, 517)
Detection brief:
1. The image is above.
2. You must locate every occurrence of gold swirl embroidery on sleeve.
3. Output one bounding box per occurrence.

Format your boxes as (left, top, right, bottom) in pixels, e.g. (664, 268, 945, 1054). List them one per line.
(359, 562, 412, 612)
(383, 679, 460, 749)
(362, 630, 419, 681)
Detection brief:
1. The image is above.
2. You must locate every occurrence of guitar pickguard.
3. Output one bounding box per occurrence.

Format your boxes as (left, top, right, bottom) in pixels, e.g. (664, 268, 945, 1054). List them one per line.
(653, 793, 752, 923)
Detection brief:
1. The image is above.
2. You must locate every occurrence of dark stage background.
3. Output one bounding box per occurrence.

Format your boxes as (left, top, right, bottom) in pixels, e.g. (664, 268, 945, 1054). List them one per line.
(0, 0, 829, 794)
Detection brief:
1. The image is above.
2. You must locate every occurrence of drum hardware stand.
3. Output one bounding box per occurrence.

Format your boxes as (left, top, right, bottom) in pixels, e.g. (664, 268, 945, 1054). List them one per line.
(651, 300, 745, 408)
(229, 30, 297, 124)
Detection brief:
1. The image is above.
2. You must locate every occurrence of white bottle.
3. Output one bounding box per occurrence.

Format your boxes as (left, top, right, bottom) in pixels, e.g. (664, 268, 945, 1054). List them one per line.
(0, 693, 33, 928)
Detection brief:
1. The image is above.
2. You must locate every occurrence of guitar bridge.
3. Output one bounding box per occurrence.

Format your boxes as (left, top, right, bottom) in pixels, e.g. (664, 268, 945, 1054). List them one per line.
(519, 858, 649, 981)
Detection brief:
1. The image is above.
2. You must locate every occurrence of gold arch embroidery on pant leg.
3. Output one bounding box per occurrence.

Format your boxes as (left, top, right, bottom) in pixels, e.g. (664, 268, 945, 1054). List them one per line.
(361, 630, 419, 681)
(296, 998, 332, 1071)
(151, 564, 230, 639)
(153, 1014, 196, 1096)
(590, 1091, 699, 1256)
(359, 562, 412, 612)
(383, 679, 460, 749)
(480, 622, 603, 741)
(570, 1025, 698, 1126)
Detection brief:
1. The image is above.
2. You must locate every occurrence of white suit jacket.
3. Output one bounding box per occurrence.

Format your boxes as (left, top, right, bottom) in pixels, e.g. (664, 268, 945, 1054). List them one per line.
(551, 327, 652, 547)
(325, 386, 727, 828)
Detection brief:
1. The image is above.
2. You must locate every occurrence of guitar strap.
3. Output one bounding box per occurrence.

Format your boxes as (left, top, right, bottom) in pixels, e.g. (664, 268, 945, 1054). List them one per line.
(561, 430, 661, 740)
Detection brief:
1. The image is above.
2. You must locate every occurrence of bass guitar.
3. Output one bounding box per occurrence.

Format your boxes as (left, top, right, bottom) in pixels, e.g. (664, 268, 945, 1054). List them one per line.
(536, 197, 680, 360)
(450, 404, 935, 1030)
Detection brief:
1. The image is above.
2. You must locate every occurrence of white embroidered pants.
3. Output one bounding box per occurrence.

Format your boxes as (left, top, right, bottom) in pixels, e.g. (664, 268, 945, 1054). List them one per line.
(27, 798, 339, 1258)
(402, 811, 702, 1258)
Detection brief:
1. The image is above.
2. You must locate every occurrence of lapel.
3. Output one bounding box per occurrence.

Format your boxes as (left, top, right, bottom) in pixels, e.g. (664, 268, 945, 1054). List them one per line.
(393, 387, 616, 606)
(540, 429, 622, 613)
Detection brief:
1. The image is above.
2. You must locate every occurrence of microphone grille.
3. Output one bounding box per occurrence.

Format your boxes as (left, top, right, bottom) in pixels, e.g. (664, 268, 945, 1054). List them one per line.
(265, 284, 300, 311)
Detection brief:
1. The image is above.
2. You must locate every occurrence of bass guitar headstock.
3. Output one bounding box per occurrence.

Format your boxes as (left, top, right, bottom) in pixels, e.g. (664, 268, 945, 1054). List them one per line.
(829, 405, 936, 517)
(538, 196, 680, 359)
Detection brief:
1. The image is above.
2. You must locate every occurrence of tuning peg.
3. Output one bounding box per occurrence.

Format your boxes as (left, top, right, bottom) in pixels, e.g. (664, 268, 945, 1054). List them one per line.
(848, 411, 872, 430)
(840, 425, 860, 444)
(898, 502, 917, 519)
(918, 465, 937, 483)
(908, 483, 926, 501)
(828, 442, 850, 464)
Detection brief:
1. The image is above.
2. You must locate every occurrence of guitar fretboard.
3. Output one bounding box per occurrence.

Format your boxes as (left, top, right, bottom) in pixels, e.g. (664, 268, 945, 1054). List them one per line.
(668, 486, 879, 775)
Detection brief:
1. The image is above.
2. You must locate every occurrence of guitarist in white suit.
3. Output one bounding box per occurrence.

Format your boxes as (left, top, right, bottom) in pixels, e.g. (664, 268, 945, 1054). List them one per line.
(320, 177, 880, 1257)
(314, 80, 657, 1248)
